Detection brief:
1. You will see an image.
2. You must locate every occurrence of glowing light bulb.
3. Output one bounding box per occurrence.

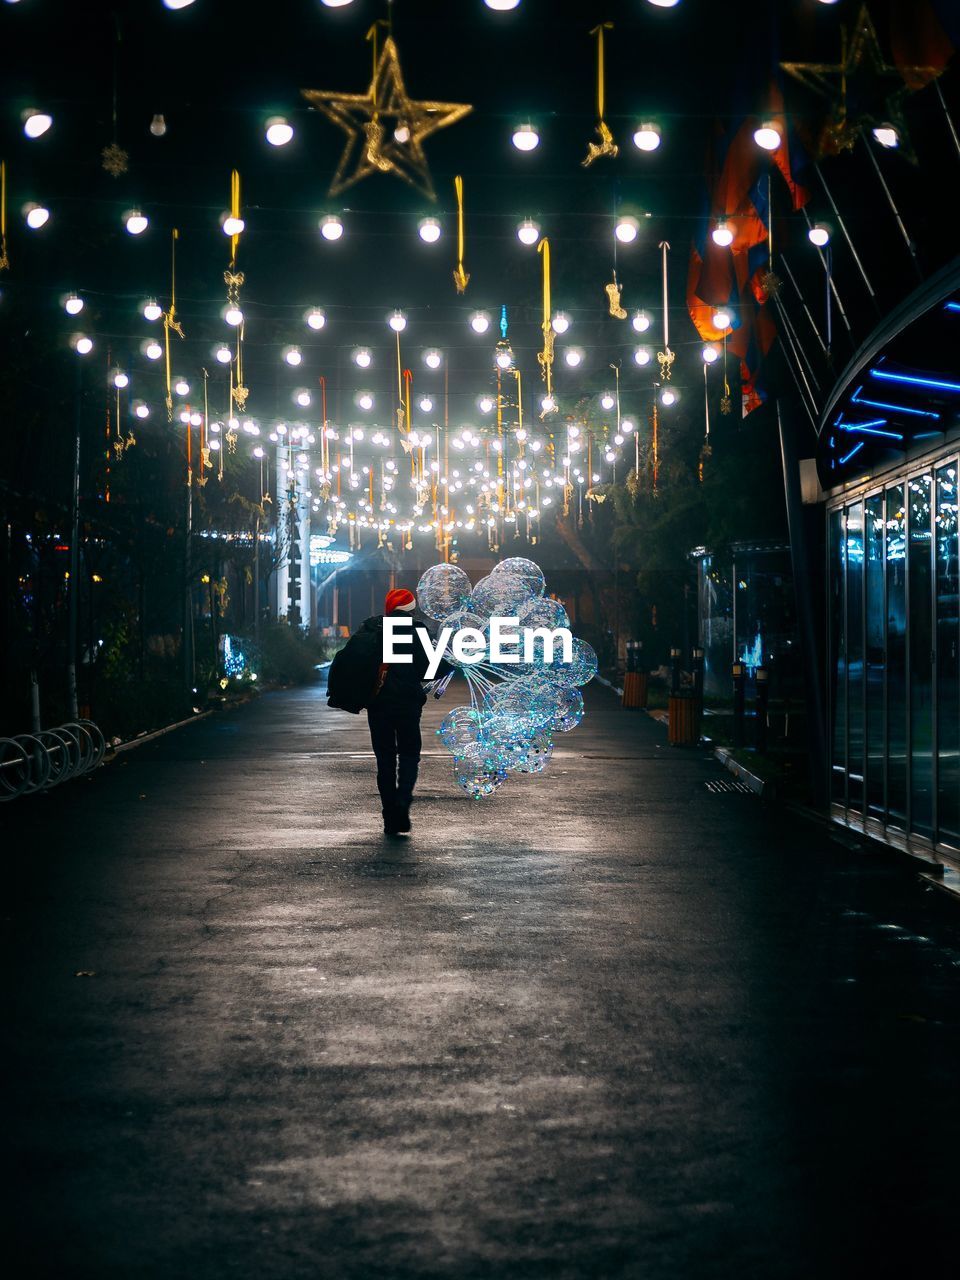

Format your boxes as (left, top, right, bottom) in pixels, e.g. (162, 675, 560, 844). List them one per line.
(754, 121, 781, 151)
(660, 388, 677, 406)
(479, 396, 495, 413)
(418, 217, 441, 243)
(320, 0, 355, 6)
(221, 213, 245, 237)
(541, 395, 557, 413)
(353, 348, 372, 368)
(631, 310, 651, 333)
(512, 123, 540, 152)
(564, 347, 583, 368)
(113, 371, 129, 389)
(601, 393, 615, 410)
(712, 308, 732, 331)
(163, 0, 197, 8)
(22, 110, 53, 139)
(150, 114, 167, 137)
(358, 393, 373, 411)
(283, 346, 303, 366)
(702, 345, 720, 364)
(305, 308, 326, 331)
(320, 214, 344, 240)
(134, 402, 150, 419)
(64, 293, 84, 316)
(712, 220, 734, 247)
(265, 116, 294, 147)
(484, 0, 520, 9)
(419, 396, 434, 412)
(23, 203, 50, 229)
(124, 209, 149, 235)
(551, 311, 570, 334)
(615, 216, 640, 244)
(808, 222, 832, 247)
(175, 379, 190, 396)
(517, 218, 541, 245)
(423, 349, 442, 369)
(142, 298, 162, 321)
(73, 335, 94, 355)
(296, 390, 311, 407)
(215, 345, 232, 364)
(495, 348, 514, 370)
(646, 0, 681, 6)
(388, 309, 407, 332)
(470, 311, 491, 334)
(224, 304, 244, 327)
(144, 340, 163, 361)
(633, 122, 661, 151)
(872, 123, 899, 149)
(634, 347, 651, 366)
(622, 419, 635, 432)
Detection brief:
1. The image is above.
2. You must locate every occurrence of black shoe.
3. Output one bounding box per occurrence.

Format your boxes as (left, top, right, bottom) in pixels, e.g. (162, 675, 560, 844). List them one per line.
(383, 806, 402, 836)
(394, 805, 411, 834)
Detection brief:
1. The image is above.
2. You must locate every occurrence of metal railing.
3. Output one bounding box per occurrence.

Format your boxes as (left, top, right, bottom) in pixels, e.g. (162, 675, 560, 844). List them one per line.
(0, 720, 106, 802)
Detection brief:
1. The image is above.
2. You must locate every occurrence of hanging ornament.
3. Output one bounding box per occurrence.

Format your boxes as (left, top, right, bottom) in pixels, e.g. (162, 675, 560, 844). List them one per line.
(781, 4, 936, 161)
(452, 174, 469, 293)
(163, 229, 185, 420)
(0, 161, 9, 271)
(583, 23, 618, 167)
(537, 238, 555, 401)
(656, 241, 675, 382)
(605, 273, 627, 319)
(102, 18, 129, 176)
(302, 25, 472, 200)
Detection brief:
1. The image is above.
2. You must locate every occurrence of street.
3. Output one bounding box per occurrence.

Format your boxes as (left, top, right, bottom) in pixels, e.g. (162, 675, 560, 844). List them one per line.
(5, 682, 959, 1279)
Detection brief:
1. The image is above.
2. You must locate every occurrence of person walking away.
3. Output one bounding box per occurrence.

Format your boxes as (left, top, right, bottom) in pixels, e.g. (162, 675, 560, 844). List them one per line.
(360, 588, 452, 836)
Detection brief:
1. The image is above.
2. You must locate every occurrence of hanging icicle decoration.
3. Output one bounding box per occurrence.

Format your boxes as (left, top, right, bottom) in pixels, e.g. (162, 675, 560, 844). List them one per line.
(537, 237, 555, 399)
(0, 161, 9, 271)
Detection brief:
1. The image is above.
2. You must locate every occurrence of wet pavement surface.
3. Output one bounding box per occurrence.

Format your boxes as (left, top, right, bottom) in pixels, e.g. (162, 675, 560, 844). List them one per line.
(4, 681, 960, 1279)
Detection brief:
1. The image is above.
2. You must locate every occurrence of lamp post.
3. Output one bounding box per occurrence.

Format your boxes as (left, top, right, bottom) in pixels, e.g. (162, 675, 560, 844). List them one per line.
(67, 356, 83, 720)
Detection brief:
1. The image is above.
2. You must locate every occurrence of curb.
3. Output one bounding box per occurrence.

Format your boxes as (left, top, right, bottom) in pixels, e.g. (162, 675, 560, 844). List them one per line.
(714, 746, 768, 797)
(109, 710, 213, 757)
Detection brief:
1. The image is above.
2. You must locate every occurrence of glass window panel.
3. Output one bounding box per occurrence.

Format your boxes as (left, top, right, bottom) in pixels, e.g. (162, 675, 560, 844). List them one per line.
(829, 508, 846, 805)
(886, 487, 907, 827)
(936, 462, 959, 847)
(908, 474, 934, 838)
(846, 502, 864, 812)
(865, 495, 885, 820)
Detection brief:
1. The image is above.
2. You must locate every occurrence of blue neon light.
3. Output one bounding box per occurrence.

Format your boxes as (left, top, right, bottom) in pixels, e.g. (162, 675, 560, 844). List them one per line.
(850, 387, 941, 419)
(838, 442, 865, 465)
(836, 423, 904, 440)
(869, 368, 960, 393)
(945, 302, 960, 312)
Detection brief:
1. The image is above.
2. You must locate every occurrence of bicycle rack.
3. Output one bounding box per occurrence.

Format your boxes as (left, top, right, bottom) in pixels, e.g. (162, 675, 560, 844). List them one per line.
(0, 719, 106, 802)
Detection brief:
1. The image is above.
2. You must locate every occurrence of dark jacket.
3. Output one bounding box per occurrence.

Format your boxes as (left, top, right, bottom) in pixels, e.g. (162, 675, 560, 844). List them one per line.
(362, 611, 454, 715)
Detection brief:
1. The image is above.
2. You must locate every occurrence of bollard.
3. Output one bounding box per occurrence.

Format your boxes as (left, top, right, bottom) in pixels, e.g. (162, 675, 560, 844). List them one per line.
(756, 667, 769, 753)
(691, 646, 704, 738)
(732, 662, 745, 748)
(670, 647, 682, 696)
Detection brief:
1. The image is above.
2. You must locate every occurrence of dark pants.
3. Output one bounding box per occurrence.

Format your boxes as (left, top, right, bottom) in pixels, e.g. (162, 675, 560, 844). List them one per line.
(367, 709, 422, 811)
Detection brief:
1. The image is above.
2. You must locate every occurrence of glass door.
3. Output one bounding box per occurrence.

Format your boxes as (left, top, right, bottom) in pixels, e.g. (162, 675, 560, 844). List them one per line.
(936, 463, 959, 848)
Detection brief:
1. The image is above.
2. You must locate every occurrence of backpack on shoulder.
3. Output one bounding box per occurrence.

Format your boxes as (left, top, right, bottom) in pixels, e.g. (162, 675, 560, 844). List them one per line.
(326, 623, 386, 714)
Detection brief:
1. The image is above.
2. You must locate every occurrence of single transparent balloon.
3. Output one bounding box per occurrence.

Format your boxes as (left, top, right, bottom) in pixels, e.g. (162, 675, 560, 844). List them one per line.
(469, 571, 531, 619)
(511, 730, 554, 773)
(492, 556, 545, 598)
(416, 563, 472, 621)
(552, 687, 584, 731)
(519, 596, 569, 630)
(438, 705, 483, 749)
(542, 637, 598, 688)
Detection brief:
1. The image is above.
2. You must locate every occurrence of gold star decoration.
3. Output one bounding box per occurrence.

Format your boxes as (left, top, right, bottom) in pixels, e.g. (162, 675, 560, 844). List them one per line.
(302, 36, 472, 200)
(781, 4, 939, 161)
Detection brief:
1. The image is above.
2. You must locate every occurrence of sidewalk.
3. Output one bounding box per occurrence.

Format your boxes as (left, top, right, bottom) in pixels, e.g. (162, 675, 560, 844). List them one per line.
(5, 681, 959, 1279)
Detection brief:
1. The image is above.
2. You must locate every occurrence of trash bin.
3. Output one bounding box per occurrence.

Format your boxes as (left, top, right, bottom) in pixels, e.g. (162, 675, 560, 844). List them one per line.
(668, 693, 698, 745)
(622, 671, 648, 709)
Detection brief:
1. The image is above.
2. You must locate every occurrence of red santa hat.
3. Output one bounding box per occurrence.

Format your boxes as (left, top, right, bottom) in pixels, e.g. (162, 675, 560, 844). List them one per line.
(384, 588, 417, 614)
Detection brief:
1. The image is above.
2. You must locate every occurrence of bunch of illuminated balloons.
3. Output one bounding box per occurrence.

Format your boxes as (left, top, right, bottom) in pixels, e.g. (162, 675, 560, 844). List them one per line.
(416, 558, 597, 799)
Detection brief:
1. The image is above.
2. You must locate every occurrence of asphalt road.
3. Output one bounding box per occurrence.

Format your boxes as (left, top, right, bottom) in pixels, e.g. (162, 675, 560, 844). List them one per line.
(5, 681, 959, 1279)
